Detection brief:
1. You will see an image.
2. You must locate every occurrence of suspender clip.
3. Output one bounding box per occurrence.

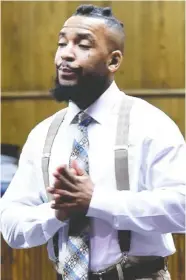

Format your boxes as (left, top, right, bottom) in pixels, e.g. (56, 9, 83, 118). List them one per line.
(43, 153, 51, 158)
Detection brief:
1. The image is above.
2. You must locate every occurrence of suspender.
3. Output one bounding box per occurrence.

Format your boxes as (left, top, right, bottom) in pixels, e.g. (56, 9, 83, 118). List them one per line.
(115, 95, 134, 252)
(41, 94, 134, 263)
(41, 109, 67, 262)
(42, 109, 67, 201)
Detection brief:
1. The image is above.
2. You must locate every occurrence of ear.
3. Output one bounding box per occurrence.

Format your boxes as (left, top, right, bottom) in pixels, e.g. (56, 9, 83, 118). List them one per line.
(107, 50, 123, 73)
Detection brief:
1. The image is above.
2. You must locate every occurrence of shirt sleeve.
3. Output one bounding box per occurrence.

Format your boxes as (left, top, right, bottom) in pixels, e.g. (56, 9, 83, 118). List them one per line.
(0, 128, 67, 249)
(87, 119, 186, 234)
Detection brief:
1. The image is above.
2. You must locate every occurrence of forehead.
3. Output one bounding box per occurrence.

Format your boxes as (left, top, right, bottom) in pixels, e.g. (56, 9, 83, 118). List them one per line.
(60, 16, 108, 38)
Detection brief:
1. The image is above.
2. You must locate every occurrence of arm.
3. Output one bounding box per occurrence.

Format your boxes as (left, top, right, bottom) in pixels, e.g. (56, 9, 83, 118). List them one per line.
(87, 127, 186, 234)
(0, 130, 67, 249)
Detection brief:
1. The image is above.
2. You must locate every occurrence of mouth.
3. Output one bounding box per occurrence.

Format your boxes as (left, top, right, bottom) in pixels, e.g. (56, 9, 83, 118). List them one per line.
(58, 64, 80, 80)
(59, 67, 78, 80)
(61, 67, 76, 73)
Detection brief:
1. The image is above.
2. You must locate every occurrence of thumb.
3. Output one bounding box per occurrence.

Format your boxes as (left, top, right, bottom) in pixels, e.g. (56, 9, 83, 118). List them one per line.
(71, 160, 86, 176)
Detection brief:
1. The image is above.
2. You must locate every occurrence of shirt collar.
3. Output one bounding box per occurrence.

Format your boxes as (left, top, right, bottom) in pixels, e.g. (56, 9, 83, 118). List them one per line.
(65, 81, 124, 125)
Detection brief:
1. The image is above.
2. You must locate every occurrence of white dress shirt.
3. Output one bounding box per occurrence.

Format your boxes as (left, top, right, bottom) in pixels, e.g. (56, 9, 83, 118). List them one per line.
(1, 81, 186, 272)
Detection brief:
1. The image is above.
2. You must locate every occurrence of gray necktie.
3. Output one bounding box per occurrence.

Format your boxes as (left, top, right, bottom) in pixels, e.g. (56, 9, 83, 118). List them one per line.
(62, 111, 93, 280)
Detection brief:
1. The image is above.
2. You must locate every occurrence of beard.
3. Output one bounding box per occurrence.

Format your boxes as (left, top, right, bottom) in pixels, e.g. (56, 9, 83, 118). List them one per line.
(50, 71, 110, 109)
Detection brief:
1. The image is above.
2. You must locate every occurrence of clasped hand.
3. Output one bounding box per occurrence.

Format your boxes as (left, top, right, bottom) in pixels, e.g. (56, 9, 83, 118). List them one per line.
(47, 160, 94, 221)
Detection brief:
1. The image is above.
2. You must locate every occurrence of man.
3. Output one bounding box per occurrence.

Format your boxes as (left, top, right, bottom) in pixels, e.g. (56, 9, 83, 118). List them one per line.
(1, 4, 185, 280)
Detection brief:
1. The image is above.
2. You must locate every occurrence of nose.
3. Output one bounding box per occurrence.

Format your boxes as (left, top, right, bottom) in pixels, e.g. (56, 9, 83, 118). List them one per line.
(58, 43, 75, 62)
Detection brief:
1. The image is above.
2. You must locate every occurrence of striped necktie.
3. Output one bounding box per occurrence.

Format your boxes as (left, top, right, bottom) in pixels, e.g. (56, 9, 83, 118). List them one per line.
(62, 111, 93, 280)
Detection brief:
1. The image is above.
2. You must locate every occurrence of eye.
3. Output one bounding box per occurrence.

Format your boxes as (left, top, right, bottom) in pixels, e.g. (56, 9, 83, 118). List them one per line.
(79, 44, 91, 49)
(58, 42, 67, 47)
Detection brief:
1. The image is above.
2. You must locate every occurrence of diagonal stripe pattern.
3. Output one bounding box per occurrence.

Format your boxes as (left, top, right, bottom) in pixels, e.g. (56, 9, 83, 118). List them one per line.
(62, 111, 93, 280)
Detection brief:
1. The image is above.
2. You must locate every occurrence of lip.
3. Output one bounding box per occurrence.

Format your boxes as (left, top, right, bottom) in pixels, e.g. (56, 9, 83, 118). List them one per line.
(59, 67, 77, 79)
(59, 66, 78, 73)
(60, 67, 75, 73)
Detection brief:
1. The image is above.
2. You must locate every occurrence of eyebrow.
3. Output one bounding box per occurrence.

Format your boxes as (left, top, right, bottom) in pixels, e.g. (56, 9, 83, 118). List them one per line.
(59, 31, 96, 43)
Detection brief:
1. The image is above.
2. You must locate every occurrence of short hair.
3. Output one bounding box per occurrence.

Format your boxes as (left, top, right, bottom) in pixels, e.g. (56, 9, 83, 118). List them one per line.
(74, 4, 124, 30)
(73, 4, 125, 53)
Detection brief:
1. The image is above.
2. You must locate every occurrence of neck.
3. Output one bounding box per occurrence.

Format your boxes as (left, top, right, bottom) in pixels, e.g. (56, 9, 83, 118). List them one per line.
(74, 78, 113, 110)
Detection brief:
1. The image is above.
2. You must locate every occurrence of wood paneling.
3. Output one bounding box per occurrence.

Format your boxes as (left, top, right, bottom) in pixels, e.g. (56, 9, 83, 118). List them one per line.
(1, 1, 185, 280)
(1, 98, 66, 147)
(142, 96, 185, 136)
(2, 1, 184, 91)
(112, 1, 185, 89)
(1, 235, 185, 280)
(1, 237, 56, 280)
(2, 88, 185, 100)
(2, 1, 66, 91)
(1, 94, 185, 147)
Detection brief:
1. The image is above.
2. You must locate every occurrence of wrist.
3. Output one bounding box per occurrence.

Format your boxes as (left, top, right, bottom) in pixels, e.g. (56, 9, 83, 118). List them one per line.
(55, 209, 69, 222)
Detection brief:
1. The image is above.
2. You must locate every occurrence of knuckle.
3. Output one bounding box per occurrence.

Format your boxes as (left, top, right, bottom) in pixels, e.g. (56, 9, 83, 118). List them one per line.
(74, 177, 81, 184)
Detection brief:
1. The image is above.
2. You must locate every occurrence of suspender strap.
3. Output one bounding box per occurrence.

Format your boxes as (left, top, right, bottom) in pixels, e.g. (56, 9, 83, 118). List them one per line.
(115, 95, 134, 190)
(42, 108, 67, 264)
(115, 94, 134, 252)
(42, 109, 67, 201)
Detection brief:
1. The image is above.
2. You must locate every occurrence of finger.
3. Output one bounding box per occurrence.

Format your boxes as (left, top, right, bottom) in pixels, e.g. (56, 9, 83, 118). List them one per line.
(53, 178, 68, 190)
(48, 188, 76, 202)
(70, 168, 77, 175)
(47, 184, 69, 193)
(71, 160, 86, 176)
(47, 187, 55, 194)
(48, 176, 73, 192)
(53, 165, 67, 177)
(55, 165, 77, 176)
(53, 172, 76, 191)
(53, 169, 77, 184)
(49, 188, 75, 205)
(53, 164, 77, 179)
(53, 194, 61, 200)
(53, 196, 74, 205)
(56, 164, 67, 174)
(60, 167, 77, 184)
(51, 201, 77, 210)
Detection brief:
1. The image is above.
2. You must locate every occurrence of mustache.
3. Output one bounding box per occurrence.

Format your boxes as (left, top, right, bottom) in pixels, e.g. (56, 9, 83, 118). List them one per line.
(56, 62, 82, 73)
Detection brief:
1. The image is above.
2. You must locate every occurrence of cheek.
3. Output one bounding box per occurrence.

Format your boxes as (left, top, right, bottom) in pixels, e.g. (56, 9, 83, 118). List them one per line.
(54, 48, 60, 65)
(81, 52, 107, 70)
(84, 54, 96, 69)
(88, 56, 108, 74)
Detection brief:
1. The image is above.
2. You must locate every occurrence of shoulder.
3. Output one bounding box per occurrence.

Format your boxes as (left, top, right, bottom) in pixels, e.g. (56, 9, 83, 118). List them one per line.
(22, 108, 68, 157)
(30, 108, 67, 138)
(129, 96, 184, 145)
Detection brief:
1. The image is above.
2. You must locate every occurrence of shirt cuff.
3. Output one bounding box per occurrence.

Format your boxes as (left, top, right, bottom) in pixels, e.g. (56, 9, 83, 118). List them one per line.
(40, 202, 68, 240)
(86, 187, 117, 225)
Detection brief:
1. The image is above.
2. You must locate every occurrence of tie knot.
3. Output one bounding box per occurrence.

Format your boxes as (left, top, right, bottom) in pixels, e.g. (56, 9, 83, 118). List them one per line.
(76, 111, 93, 127)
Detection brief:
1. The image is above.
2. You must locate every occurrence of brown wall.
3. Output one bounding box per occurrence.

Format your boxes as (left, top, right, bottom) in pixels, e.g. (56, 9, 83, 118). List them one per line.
(1, 1, 185, 280)
(1, 95, 185, 147)
(2, 1, 185, 91)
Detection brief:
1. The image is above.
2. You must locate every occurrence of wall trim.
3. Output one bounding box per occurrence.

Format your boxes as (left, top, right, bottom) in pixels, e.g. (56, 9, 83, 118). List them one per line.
(2, 89, 185, 100)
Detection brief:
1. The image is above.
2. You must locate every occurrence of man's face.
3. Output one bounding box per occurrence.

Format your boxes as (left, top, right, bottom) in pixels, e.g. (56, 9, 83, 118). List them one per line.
(55, 16, 111, 87)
